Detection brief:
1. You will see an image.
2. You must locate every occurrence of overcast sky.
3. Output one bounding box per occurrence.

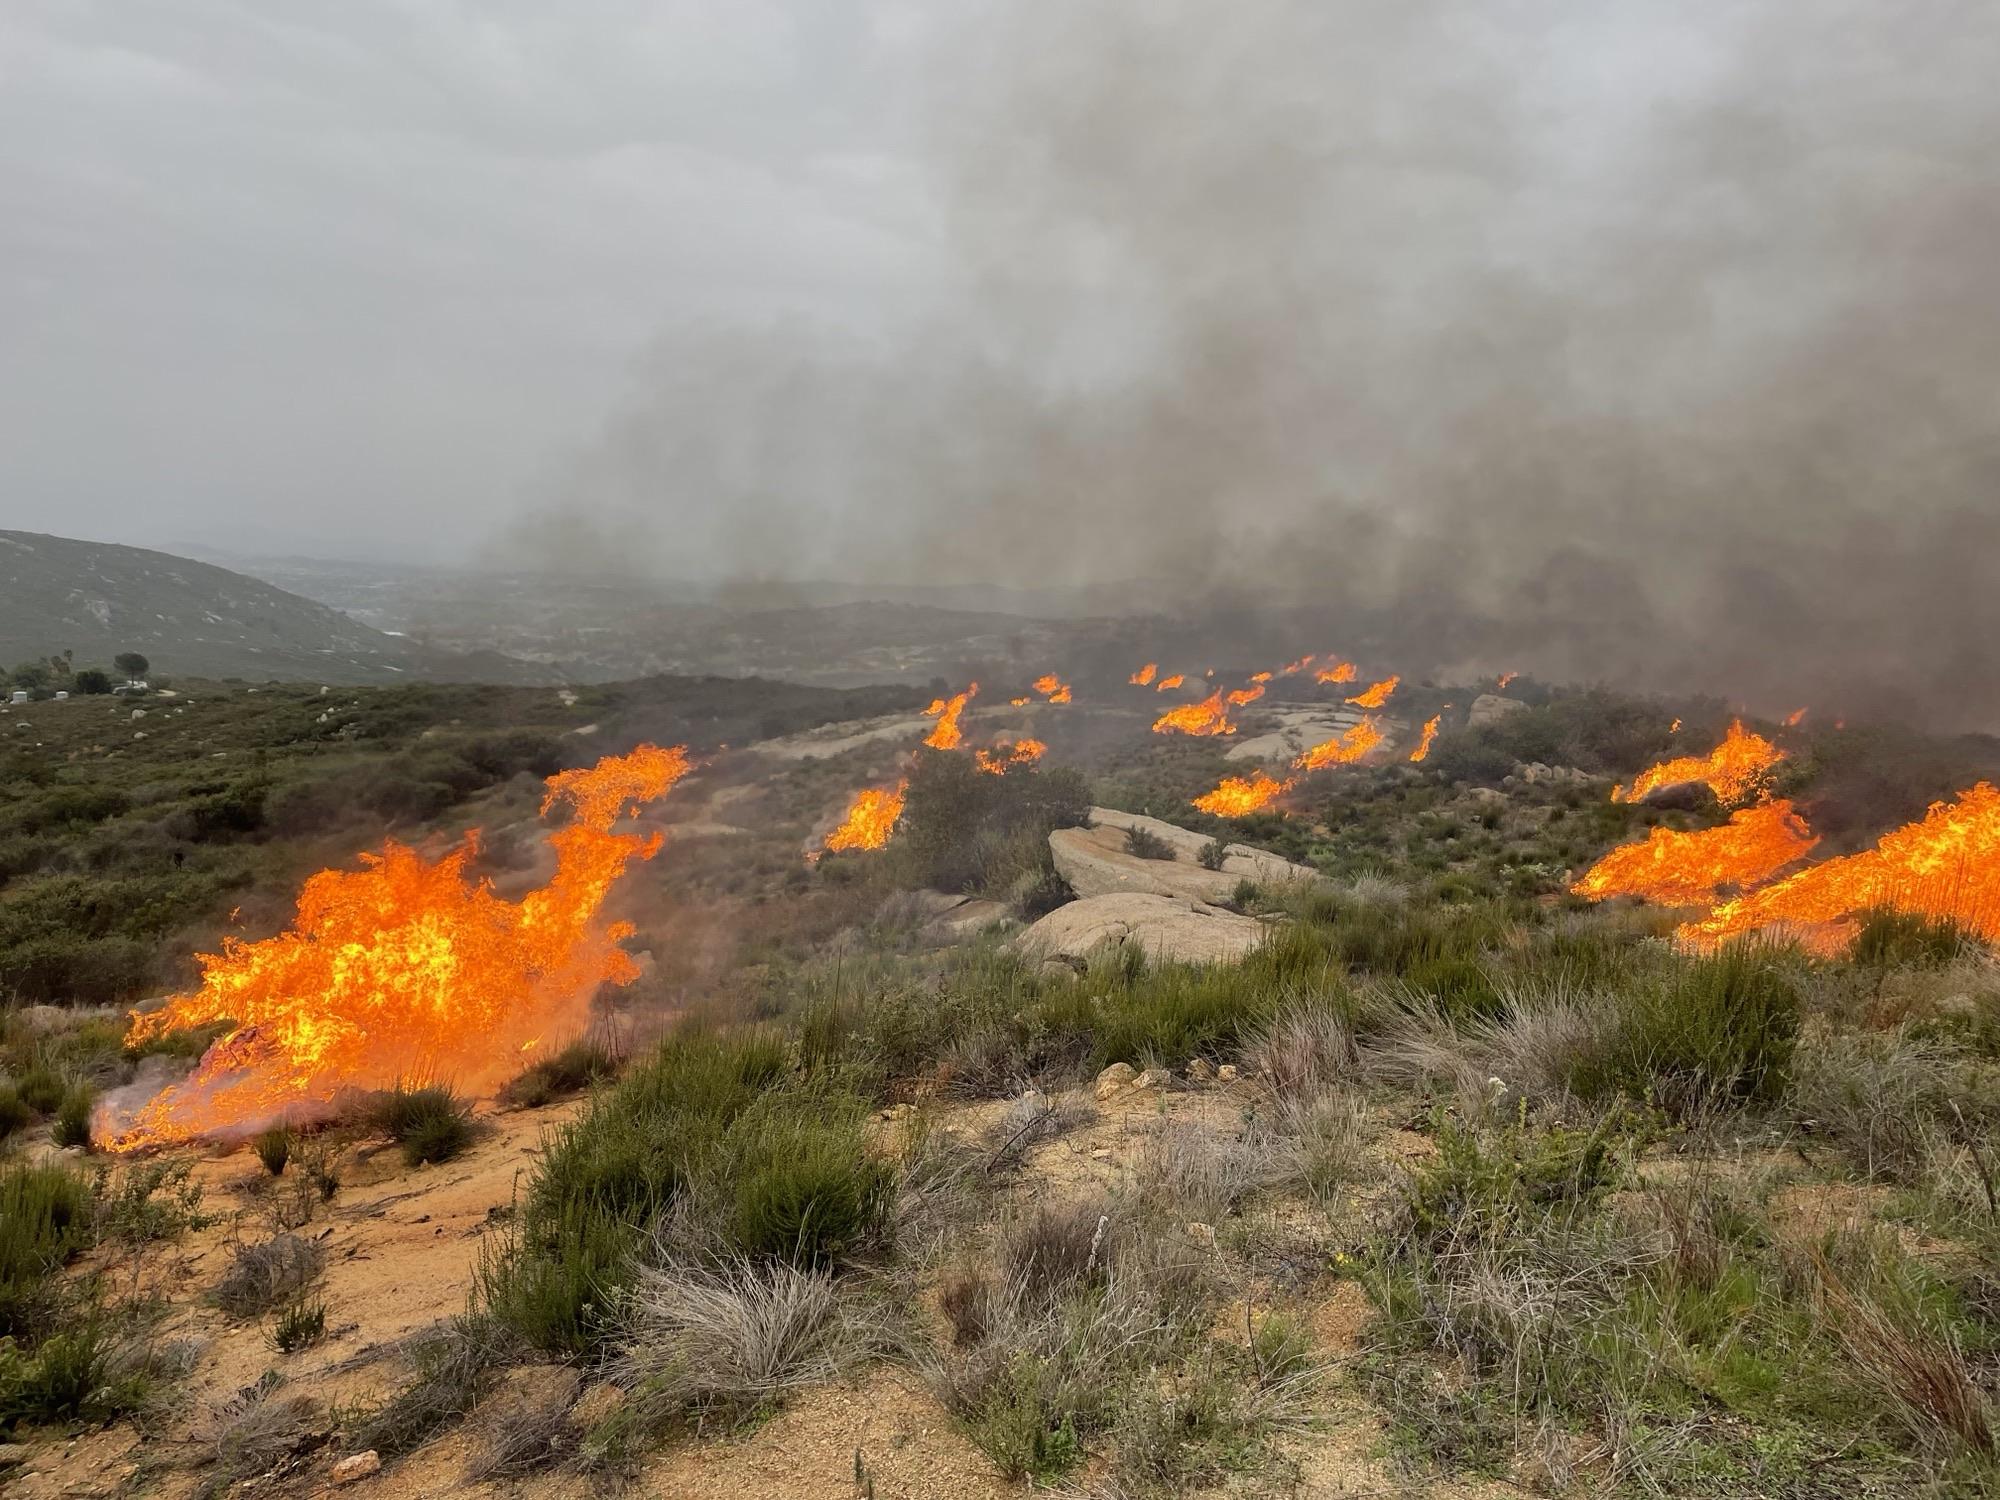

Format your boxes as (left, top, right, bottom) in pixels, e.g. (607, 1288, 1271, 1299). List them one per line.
(1, 1, 952, 562)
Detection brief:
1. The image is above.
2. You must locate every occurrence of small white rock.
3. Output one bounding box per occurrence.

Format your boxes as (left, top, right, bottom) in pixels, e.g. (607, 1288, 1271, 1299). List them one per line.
(330, 1450, 380, 1484)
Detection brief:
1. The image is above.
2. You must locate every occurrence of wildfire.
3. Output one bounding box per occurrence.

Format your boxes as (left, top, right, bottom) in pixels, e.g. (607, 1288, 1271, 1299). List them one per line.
(1572, 801, 1818, 909)
(1225, 682, 1267, 708)
(1783, 707, 1809, 727)
(1346, 676, 1400, 710)
(1314, 661, 1358, 684)
(1250, 671, 1273, 684)
(1409, 715, 1441, 763)
(1278, 655, 1316, 676)
(1294, 718, 1384, 771)
(923, 683, 978, 750)
(1010, 697, 1030, 707)
(1670, 718, 1683, 734)
(823, 780, 908, 850)
(1032, 674, 1073, 705)
(1679, 783, 2000, 954)
(1130, 663, 1158, 686)
(1192, 771, 1288, 817)
(103, 746, 690, 1151)
(1611, 719, 1785, 806)
(975, 739, 1047, 775)
(1153, 689, 1237, 738)
(1156, 674, 1186, 692)
(1497, 671, 1519, 690)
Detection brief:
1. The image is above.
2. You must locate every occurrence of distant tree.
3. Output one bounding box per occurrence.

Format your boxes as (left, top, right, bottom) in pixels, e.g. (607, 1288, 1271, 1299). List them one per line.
(52, 650, 73, 678)
(113, 651, 150, 681)
(10, 662, 51, 693)
(73, 668, 112, 695)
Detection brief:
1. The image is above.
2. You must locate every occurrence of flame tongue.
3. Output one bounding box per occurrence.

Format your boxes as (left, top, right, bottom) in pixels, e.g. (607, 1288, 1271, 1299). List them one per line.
(1408, 715, 1442, 762)
(1679, 782, 2000, 953)
(1572, 800, 1819, 908)
(1613, 719, 1785, 805)
(106, 745, 692, 1151)
(1130, 663, 1158, 686)
(1193, 771, 1288, 816)
(1152, 689, 1237, 737)
(1294, 718, 1384, 770)
(823, 780, 908, 849)
(922, 683, 978, 750)
(1346, 675, 1400, 709)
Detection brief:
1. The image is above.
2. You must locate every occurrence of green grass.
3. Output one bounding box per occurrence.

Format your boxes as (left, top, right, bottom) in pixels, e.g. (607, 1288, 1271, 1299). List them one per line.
(498, 1037, 621, 1108)
(371, 1084, 475, 1166)
(477, 1028, 888, 1357)
(0, 1160, 93, 1340)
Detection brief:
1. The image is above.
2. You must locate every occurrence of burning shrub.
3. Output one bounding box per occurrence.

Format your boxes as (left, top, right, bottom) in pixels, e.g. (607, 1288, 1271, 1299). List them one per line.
(892, 748, 1089, 899)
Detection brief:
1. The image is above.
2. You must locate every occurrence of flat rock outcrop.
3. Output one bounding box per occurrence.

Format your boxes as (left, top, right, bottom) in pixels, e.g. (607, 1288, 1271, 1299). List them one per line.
(1050, 807, 1314, 903)
(1467, 694, 1527, 727)
(1223, 704, 1400, 764)
(1013, 892, 1269, 966)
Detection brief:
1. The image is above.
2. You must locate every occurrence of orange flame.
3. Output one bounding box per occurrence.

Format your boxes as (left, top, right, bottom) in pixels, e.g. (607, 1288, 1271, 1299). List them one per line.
(1010, 697, 1030, 707)
(1783, 707, 1808, 727)
(1156, 674, 1186, 692)
(824, 779, 909, 850)
(1192, 771, 1289, 817)
(1130, 663, 1158, 686)
(1346, 676, 1400, 710)
(102, 745, 691, 1151)
(1497, 671, 1519, 690)
(1670, 718, 1683, 734)
(1409, 715, 1441, 763)
(975, 739, 1048, 776)
(1611, 719, 1784, 806)
(1225, 682, 1267, 708)
(1032, 674, 1073, 705)
(1679, 783, 2000, 954)
(1250, 671, 1273, 684)
(1314, 661, 1358, 684)
(1152, 689, 1237, 738)
(1294, 718, 1384, 771)
(923, 683, 978, 750)
(1278, 655, 1316, 676)
(1572, 801, 1819, 909)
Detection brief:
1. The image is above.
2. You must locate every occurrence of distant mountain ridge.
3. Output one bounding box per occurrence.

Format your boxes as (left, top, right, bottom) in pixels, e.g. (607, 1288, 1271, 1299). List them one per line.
(0, 531, 551, 685)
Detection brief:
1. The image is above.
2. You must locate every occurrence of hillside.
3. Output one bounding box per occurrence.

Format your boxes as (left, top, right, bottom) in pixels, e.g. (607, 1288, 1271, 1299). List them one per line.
(0, 532, 549, 685)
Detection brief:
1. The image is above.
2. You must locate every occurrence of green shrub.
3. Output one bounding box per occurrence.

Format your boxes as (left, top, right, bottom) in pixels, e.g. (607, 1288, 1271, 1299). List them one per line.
(212, 1234, 324, 1318)
(15, 1062, 64, 1116)
(1123, 825, 1175, 861)
(50, 1083, 93, 1149)
(272, 1294, 327, 1353)
(0, 1311, 158, 1431)
(253, 1125, 294, 1176)
(1572, 944, 1802, 1114)
(498, 1038, 620, 1108)
(893, 750, 1090, 895)
(478, 1029, 885, 1356)
(1396, 1110, 1625, 1254)
(0, 1161, 93, 1340)
(0, 1083, 29, 1141)
(1196, 838, 1229, 871)
(1851, 908, 1976, 969)
(372, 1084, 475, 1166)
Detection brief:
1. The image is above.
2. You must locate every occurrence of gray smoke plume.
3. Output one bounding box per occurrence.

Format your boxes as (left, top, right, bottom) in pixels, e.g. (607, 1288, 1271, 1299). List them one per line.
(524, 1, 2000, 727)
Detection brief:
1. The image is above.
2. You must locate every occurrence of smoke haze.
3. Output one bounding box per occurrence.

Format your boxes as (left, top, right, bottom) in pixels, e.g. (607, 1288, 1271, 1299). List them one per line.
(531, 0, 2000, 724)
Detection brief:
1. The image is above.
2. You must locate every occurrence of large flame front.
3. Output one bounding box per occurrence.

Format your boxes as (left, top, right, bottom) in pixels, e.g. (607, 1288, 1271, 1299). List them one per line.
(1679, 783, 2000, 953)
(105, 745, 691, 1151)
(1572, 801, 1818, 908)
(1612, 719, 1785, 805)
(1153, 689, 1237, 738)
(923, 684, 978, 750)
(1294, 718, 1384, 771)
(1192, 771, 1288, 817)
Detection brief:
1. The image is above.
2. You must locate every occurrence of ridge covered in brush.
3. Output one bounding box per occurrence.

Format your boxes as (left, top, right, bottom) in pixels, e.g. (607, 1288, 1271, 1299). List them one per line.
(0, 531, 550, 686)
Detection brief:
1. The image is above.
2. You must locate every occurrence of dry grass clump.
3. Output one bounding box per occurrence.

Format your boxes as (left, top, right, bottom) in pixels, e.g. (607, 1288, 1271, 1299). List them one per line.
(464, 1368, 584, 1480)
(607, 1257, 888, 1428)
(211, 1233, 324, 1318)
